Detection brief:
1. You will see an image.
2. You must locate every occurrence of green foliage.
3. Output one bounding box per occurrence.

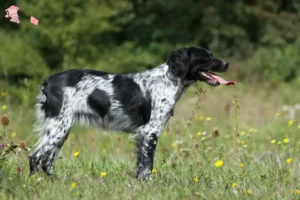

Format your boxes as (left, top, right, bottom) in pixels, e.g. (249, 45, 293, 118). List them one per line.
(0, 0, 300, 103)
(0, 31, 48, 78)
(247, 39, 300, 83)
(0, 116, 28, 173)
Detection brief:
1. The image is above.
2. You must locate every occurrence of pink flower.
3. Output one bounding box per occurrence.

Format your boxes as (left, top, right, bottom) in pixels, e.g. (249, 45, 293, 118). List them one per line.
(30, 16, 39, 25)
(5, 5, 20, 24)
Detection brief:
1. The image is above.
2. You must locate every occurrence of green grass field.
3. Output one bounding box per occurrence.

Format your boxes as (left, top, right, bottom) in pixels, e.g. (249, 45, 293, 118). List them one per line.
(0, 82, 300, 200)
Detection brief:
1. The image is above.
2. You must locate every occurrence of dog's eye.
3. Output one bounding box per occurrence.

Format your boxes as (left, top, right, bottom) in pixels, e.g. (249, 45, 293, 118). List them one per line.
(203, 56, 211, 61)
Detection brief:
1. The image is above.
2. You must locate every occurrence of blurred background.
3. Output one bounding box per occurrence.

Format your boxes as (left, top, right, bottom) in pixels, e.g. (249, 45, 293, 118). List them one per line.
(0, 0, 300, 134)
(0, 2, 300, 198)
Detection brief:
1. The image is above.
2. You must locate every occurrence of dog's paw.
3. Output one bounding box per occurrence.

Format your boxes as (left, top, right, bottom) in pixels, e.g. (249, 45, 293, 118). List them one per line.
(135, 168, 152, 181)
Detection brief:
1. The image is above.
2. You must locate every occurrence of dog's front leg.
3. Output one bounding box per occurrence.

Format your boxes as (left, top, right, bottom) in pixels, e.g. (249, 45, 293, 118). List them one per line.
(135, 130, 160, 180)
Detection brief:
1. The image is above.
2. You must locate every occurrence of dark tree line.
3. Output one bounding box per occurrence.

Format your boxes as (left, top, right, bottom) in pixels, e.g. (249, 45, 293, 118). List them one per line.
(0, 0, 299, 98)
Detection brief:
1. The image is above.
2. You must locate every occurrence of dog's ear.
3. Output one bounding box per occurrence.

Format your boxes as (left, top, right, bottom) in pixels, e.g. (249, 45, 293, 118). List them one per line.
(167, 48, 189, 78)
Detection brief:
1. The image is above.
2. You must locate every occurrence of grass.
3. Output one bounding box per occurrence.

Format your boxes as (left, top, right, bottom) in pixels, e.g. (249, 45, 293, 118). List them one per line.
(0, 82, 300, 200)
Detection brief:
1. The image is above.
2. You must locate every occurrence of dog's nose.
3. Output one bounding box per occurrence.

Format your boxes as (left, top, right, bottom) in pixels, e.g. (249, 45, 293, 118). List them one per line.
(222, 61, 229, 68)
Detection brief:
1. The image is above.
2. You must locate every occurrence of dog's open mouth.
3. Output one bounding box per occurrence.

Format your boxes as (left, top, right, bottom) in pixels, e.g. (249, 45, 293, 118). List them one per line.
(199, 71, 236, 86)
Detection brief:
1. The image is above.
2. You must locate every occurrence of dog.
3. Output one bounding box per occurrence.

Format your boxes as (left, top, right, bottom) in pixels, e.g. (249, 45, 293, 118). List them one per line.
(28, 47, 231, 179)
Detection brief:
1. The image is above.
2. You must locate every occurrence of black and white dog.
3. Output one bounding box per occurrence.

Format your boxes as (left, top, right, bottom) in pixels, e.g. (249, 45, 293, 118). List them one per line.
(29, 47, 232, 179)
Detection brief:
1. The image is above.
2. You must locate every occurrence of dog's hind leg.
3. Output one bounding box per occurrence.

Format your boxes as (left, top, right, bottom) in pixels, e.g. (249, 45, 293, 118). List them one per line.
(29, 88, 75, 176)
(29, 115, 73, 176)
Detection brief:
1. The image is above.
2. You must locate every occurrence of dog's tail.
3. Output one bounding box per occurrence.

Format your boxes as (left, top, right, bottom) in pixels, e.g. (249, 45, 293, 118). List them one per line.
(33, 80, 48, 133)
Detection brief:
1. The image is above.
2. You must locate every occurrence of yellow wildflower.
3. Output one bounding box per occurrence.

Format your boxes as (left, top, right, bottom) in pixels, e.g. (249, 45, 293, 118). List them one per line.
(11, 132, 17, 137)
(194, 177, 199, 183)
(215, 160, 223, 167)
(288, 120, 294, 127)
(232, 183, 237, 188)
(283, 138, 289, 144)
(172, 143, 177, 148)
(240, 131, 245, 136)
(205, 117, 212, 121)
(199, 116, 203, 121)
(275, 113, 280, 117)
(31, 175, 35, 179)
(247, 189, 252, 195)
(239, 163, 244, 168)
(152, 169, 157, 174)
(73, 151, 80, 157)
(249, 128, 254, 132)
(253, 129, 258, 133)
(287, 158, 292, 164)
(163, 132, 167, 136)
(201, 136, 206, 140)
(2, 105, 7, 110)
(295, 190, 300, 194)
(241, 140, 245, 145)
(298, 125, 300, 129)
(278, 141, 281, 145)
(271, 139, 276, 144)
(71, 182, 77, 188)
(100, 172, 107, 177)
(197, 132, 201, 136)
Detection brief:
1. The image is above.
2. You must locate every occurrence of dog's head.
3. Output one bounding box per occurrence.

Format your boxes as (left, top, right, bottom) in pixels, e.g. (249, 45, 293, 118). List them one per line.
(167, 47, 235, 86)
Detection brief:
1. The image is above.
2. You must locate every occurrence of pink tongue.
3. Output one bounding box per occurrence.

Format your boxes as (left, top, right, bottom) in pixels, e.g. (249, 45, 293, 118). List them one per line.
(207, 72, 236, 85)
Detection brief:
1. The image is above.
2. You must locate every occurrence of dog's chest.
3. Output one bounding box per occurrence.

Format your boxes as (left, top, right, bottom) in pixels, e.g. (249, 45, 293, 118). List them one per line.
(149, 83, 183, 123)
(133, 65, 192, 124)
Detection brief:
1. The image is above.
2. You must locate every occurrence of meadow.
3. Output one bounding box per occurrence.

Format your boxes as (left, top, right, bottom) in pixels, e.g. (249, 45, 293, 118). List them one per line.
(1, 1, 300, 199)
(0, 79, 300, 200)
